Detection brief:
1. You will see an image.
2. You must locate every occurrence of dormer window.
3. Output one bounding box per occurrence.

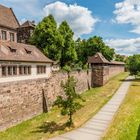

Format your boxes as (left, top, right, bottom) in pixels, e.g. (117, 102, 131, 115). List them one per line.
(9, 47, 16, 53)
(2, 30, 7, 40)
(25, 49, 32, 54)
(10, 33, 15, 42)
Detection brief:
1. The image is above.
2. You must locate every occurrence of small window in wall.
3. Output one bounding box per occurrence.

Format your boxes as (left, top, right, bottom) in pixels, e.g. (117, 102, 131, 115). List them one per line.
(13, 66, 17, 75)
(1, 65, 31, 77)
(1, 65, 18, 77)
(19, 66, 23, 75)
(19, 65, 31, 75)
(9, 47, 16, 53)
(28, 66, 31, 74)
(2, 30, 7, 40)
(10, 33, 15, 42)
(25, 49, 32, 54)
(37, 65, 46, 74)
(2, 66, 7, 76)
(8, 66, 12, 75)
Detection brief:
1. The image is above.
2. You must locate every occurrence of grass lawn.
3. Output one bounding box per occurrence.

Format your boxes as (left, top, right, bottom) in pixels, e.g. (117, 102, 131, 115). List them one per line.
(102, 78, 140, 140)
(0, 72, 129, 140)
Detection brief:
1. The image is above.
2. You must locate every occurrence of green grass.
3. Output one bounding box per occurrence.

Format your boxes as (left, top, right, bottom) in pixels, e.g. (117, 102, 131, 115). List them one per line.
(0, 72, 129, 140)
(102, 78, 140, 140)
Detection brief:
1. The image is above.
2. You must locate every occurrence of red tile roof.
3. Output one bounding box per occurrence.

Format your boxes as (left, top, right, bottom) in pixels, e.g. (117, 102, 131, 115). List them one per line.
(88, 52, 109, 64)
(0, 41, 53, 63)
(0, 4, 20, 29)
(20, 20, 35, 28)
(88, 52, 125, 65)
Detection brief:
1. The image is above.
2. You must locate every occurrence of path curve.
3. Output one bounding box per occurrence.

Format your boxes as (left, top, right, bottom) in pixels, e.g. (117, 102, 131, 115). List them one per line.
(50, 76, 134, 140)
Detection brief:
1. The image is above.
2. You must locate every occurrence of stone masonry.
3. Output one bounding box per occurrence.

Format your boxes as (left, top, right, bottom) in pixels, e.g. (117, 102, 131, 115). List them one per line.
(0, 70, 91, 131)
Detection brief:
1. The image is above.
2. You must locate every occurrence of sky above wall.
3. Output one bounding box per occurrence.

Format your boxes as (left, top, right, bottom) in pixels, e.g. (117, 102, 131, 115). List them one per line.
(1, 0, 140, 55)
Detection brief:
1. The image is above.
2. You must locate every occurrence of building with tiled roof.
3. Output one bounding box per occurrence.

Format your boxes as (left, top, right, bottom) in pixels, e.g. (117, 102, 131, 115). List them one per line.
(17, 20, 36, 43)
(88, 52, 125, 65)
(88, 52, 125, 87)
(0, 4, 53, 83)
(0, 4, 20, 42)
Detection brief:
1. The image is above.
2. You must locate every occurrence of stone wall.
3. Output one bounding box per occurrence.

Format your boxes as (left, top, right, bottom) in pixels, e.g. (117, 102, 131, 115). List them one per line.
(91, 64, 125, 86)
(0, 70, 91, 131)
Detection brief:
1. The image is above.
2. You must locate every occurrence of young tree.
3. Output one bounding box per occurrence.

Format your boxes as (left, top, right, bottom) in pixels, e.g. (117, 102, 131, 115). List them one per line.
(58, 21, 77, 67)
(54, 76, 83, 127)
(30, 15, 63, 61)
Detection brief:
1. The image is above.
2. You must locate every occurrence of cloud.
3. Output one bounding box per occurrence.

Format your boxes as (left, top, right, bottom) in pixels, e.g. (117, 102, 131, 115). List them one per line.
(43, 1, 99, 37)
(105, 37, 140, 55)
(114, 0, 140, 34)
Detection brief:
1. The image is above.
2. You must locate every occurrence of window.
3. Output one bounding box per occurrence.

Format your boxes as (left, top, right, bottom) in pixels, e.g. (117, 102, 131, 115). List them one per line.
(13, 66, 17, 75)
(1, 65, 31, 77)
(8, 66, 12, 75)
(25, 49, 32, 54)
(19, 66, 23, 75)
(37, 65, 46, 74)
(2, 66, 7, 76)
(28, 66, 31, 74)
(2, 30, 7, 40)
(1, 66, 18, 76)
(19, 65, 31, 75)
(10, 33, 15, 42)
(9, 47, 16, 53)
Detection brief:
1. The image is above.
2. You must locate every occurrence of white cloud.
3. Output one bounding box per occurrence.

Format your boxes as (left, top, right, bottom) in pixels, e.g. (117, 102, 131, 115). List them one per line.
(105, 38, 140, 55)
(114, 0, 140, 34)
(43, 1, 99, 37)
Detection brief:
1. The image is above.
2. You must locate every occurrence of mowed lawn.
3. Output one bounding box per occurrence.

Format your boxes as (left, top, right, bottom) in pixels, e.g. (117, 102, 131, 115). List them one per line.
(102, 78, 140, 140)
(0, 72, 129, 140)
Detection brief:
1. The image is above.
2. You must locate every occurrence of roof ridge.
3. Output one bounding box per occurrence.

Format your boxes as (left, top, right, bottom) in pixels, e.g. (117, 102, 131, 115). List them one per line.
(10, 8, 20, 27)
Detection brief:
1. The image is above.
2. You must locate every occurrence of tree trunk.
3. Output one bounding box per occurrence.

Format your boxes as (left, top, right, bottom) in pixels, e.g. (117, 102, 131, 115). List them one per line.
(68, 111, 73, 127)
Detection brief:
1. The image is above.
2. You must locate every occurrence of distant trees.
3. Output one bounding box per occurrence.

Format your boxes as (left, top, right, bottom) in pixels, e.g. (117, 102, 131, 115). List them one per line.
(115, 54, 126, 62)
(126, 54, 140, 77)
(30, 15, 116, 68)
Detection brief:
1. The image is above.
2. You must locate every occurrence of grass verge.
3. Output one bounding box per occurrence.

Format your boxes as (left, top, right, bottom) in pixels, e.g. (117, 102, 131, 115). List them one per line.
(102, 77, 140, 140)
(0, 72, 129, 140)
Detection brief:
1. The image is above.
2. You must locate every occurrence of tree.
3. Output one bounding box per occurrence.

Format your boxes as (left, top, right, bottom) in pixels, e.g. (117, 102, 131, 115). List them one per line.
(75, 36, 115, 66)
(58, 21, 77, 67)
(30, 15, 63, 61)
(86, 36, 115, 61)
(75, 38, 88, 66)
(126, 54, 140, 77)
(115, 54, 125, 62)
(54, 76, 83, 127)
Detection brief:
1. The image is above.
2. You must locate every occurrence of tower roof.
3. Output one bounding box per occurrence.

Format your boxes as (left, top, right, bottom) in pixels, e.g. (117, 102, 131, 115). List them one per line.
(88, 52, 109, 64)
(20, 20, 35, 28)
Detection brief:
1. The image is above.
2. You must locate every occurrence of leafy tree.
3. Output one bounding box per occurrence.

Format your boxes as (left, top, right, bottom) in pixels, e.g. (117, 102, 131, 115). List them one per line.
(126, 54, 140, 77)
(54, 76, 83, 127)
(115, 54, 125, 62)
(30, 15, 63, 61)
(75, 36, 115, 66)
(75, 38, 88, 66)
(58, 21, 77, 67)
(86, 36, 115, 61)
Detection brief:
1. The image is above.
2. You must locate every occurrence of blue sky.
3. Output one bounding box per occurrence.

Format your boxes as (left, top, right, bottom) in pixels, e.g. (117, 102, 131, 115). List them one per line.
(1, 0, 140, 55)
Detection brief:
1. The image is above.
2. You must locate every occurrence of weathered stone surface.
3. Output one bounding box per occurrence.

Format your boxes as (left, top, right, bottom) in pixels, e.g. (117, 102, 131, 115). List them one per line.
(0, 70, 91, 131)
(0, 65, 124, 131)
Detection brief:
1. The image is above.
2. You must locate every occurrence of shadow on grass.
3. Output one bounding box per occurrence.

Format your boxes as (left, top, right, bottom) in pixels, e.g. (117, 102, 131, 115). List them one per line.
(136, 124, 140, 140)
(32, 121, 67, 134)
